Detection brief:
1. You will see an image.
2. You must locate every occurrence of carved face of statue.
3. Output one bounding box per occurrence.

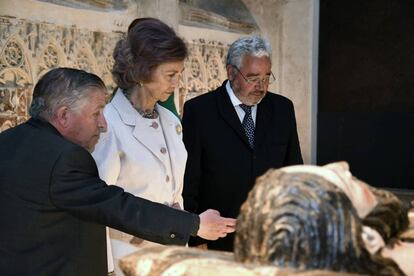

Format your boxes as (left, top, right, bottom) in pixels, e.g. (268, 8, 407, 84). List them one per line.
(234, 163, 405, 275)
(281, 162, 378, 218)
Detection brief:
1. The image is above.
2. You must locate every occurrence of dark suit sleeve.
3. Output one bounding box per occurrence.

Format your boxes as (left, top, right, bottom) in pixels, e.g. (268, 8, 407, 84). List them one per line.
(49, 147, 199, 245)
(285, 100, 303, 165)
(182, 101, 202, 214)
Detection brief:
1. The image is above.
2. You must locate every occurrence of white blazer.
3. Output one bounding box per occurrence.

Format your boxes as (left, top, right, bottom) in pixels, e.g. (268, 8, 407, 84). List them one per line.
(93, 89, 187, 207)
(92, 89, 188, 274)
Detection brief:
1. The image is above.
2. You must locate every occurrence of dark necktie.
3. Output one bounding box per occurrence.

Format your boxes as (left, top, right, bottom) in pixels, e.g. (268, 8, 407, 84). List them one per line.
(240, 104, 255, 148)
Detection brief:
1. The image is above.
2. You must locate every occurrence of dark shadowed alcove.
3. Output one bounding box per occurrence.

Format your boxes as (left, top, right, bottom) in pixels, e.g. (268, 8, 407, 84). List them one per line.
(317, 0, 414, 190)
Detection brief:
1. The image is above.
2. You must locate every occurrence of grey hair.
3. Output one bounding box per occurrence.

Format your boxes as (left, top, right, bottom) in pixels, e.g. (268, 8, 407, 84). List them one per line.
(226, 36, 272, 69)
(29, 68, 106, 120)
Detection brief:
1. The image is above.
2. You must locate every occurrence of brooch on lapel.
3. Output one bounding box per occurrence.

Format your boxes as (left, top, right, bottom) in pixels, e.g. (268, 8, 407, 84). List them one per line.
(175, 124, 182, 135)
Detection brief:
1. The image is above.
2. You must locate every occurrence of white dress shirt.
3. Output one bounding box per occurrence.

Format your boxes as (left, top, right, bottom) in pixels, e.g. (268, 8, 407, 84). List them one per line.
(225, 80, 257, 124)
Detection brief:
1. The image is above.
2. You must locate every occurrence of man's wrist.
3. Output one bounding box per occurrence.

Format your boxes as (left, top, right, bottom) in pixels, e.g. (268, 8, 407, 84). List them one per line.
(190, 213, 200, 237)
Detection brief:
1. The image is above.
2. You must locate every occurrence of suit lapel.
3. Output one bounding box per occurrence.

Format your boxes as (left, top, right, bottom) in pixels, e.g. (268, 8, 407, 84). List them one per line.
(111, 89, 165, 162)
(158, 105, 186, 190)
(255, 94, 273, 147)
(158, 104, 179, 167)
(216, 85, 251, 148)
(131, 115, 166, 163)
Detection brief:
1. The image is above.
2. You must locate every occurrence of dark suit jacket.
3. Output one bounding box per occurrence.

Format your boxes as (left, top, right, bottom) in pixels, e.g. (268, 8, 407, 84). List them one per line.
(182, 81, 303, 251)
(0, 118, 199, 276)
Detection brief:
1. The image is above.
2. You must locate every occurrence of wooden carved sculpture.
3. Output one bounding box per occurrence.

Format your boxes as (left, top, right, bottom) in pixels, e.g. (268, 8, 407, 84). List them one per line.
(234, 165, 406, 275)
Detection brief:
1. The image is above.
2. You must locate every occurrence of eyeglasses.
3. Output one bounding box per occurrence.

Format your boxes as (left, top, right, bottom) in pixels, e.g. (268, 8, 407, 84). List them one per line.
(233, 66, 276, 86)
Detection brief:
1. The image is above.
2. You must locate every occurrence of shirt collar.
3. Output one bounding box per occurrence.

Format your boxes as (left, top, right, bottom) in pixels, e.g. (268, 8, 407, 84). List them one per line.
(225, 80, 260, 107)
(225, 80, 243, 107)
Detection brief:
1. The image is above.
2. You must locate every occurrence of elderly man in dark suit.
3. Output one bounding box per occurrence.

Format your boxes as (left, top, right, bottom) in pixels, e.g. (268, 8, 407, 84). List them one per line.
(0, 68, 235, 276)
(182, 36, 303, 252)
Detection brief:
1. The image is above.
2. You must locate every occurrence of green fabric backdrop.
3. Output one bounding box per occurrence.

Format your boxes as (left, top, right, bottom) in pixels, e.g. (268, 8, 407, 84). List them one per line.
(158, 94, 179, 119)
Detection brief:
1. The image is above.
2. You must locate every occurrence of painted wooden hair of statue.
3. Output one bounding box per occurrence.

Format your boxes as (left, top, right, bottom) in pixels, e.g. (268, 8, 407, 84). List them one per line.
(234, 169, 404, 275)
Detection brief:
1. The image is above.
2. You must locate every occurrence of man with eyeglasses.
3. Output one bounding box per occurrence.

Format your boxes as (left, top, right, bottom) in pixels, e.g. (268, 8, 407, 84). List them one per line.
(182, 36, 303, 252)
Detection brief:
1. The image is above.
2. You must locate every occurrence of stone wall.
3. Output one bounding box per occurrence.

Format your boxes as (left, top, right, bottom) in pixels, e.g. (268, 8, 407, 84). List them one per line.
(242, 0, 319, 163)
(0, 15, 122, 131)
(0, 0, 233, 131)
(0, 0, 317, 163)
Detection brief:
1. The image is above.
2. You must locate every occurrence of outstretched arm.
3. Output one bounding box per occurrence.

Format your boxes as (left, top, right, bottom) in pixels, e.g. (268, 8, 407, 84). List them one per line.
(50, 146, 234, 244)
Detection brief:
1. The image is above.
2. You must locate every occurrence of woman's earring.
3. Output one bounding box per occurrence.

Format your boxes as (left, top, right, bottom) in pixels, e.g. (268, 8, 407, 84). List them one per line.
(138, 81, 143, 87)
